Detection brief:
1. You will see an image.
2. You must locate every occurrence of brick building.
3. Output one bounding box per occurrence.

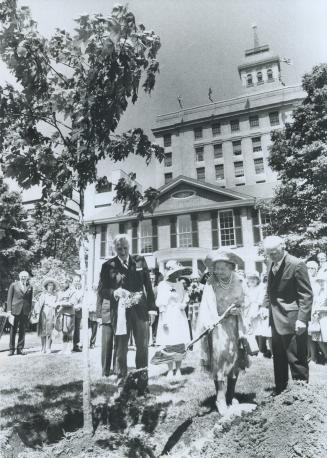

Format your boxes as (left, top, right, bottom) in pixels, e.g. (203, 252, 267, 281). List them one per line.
(85, 35, 305, 285)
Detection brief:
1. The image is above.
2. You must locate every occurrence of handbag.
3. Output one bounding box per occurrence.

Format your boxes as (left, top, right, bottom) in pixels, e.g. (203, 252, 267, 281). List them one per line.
(308, 320, 320, 334)
(29, 311, 39, 325)
(236, 337, 251, 370)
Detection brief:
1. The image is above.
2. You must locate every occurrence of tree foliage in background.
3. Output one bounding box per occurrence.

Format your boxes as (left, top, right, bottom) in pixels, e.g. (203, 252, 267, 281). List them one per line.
(0, 1, 163, 213)
(0, 0, 163, 431)
(260, 64, 327, 258)
(0, 176, 34, 301)
(29, 199, 79, 272)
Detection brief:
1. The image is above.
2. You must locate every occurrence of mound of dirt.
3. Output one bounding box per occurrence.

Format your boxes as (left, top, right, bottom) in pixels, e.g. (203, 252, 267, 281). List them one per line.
(178, 382, 327, 458)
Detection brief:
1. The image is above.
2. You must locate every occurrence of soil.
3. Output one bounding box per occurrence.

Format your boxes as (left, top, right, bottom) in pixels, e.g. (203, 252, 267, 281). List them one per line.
(1, 346, 327, 458)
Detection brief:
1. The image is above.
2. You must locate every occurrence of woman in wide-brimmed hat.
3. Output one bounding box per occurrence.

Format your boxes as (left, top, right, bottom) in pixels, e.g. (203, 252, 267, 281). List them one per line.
(156, 260, 192, 380)
(196, 249, 246, 416)
(34, 278, 59, 354)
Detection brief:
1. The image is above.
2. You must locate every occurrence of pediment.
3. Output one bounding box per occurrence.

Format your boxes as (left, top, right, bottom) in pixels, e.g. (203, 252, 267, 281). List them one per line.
(152, 176, 253, 215)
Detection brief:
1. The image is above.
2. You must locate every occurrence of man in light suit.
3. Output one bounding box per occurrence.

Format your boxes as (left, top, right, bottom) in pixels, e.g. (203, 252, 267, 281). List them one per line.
(97, 234, 156, 394)
(263, 236, 313, 394)
(7, 271, 33, 356)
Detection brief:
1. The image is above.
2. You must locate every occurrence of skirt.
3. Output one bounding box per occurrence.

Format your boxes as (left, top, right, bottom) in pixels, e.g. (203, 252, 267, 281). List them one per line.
(38, 306, 55, 337)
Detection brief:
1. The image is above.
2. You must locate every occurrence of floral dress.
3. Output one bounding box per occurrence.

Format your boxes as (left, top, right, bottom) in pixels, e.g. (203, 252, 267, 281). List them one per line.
(35, 292, 57, 337)
(156, 280, 190, 346)
(197, 272, 245, 381)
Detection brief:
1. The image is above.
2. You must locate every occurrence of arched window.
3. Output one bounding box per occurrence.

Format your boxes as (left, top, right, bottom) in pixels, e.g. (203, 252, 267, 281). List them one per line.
(257, 71, 263, 83)
(246, 74, 253, 86)
(267, 68, 273, 81)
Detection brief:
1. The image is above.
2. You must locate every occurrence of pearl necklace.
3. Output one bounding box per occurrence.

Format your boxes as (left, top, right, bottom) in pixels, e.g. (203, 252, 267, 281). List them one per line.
(216, 274, 232, 290)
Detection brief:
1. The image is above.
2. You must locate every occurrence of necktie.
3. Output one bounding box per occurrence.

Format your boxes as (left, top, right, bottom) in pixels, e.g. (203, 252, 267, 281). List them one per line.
(272, 263, 279, 275)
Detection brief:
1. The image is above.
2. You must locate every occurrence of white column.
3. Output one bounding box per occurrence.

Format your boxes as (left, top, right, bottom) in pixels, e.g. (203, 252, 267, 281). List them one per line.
(192, 257, 198, 277)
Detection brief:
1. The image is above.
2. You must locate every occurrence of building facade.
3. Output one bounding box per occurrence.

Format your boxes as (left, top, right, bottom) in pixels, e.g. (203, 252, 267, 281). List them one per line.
(85, 37, 305, 286)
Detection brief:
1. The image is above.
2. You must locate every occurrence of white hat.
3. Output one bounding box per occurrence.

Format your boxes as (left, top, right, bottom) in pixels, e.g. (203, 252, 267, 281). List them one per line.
(42, 277, 59, 291)
(165, 260, 192, 281)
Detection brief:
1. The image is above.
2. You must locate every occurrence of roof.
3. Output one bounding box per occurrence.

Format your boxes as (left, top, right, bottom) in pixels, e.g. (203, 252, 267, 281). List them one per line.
(152, 85, 305, 135)
(85, 175, 257, 224)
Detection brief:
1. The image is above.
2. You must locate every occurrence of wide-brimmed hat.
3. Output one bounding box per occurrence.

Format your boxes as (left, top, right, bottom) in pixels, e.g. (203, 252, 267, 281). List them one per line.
(165, 260, 192, 281)
(211, 249, 243, 269)
(246, 271, 260, 280)
(42, 277, 59, 291)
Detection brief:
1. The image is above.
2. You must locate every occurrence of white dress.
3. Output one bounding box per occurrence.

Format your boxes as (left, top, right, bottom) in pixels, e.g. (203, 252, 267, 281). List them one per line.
(156, 280, 190, 346)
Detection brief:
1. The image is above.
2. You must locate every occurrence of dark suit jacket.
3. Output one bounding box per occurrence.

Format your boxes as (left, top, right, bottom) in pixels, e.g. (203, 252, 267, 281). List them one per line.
(7, 282, 33, 316)
(263, 253, 313, 335)
(97, 255, 156, 330)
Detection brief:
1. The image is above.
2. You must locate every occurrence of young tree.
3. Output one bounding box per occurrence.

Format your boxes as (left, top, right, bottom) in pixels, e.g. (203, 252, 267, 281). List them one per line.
(260, 64, 327, 257)
(0, 1, 163, 432)
(29, 199, 79, 273)
(0, 176, 34, 302)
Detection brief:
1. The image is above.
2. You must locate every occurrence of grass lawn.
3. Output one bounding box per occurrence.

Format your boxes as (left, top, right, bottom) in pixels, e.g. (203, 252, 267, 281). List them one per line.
(1, 331, 327, 457)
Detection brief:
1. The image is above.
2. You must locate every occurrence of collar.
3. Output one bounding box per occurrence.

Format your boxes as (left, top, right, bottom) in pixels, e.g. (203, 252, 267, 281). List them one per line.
(273, 253, 287, 270)
(118, 255, 130, 267)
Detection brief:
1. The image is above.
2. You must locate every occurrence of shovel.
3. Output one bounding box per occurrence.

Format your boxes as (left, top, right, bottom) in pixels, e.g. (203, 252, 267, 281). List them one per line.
(150, 304, 236, 365)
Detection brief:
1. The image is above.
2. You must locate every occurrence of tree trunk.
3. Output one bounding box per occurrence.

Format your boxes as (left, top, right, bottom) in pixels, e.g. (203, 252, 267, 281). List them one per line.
(78, 189, 93, 434)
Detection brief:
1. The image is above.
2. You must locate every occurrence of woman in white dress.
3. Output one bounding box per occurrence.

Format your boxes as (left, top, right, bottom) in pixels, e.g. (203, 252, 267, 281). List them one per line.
(156, 261, 191, 380)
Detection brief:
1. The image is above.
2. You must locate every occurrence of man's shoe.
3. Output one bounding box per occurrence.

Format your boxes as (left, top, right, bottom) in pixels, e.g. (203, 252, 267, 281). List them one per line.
(90, 345, 95, 349)
(72, 347, 82, 352)
(16, 350, 26, 355)
(8, 351, 15, 356)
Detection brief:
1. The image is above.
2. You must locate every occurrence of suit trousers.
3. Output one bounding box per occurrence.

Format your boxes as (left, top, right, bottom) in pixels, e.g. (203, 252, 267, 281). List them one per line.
(101, 323, 114, 377)
(115, 308, 149, 387)
(10, 313, 28, 352)
(73, 314, 82, 349)
(271, 319, 309, 393)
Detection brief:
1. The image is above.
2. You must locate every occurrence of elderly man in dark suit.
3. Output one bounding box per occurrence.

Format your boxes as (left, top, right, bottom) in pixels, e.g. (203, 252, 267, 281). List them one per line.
(263, 236, 313, 394)
(97, 234, 156, 394)
(7, 271, 33, 356)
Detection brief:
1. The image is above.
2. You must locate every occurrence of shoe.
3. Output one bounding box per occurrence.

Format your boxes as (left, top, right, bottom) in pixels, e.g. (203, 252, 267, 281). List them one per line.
(175, 369, 182, 380)
(72, 347, 82, 352)
(216, 398, 228, 416)
(137, 387, 150, 397)
(17, 350, 27, 355)
(166, 371, 175, 382)
(8, 351, 15, 356)
(90, 345, 95, 349)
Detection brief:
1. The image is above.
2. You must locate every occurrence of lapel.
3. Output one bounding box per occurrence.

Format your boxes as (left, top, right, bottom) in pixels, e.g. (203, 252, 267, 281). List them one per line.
(17, 281, 26, 296)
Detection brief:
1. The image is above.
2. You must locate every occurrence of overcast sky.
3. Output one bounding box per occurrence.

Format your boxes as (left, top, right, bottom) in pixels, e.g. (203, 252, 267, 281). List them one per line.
(9, 0, 327, 188)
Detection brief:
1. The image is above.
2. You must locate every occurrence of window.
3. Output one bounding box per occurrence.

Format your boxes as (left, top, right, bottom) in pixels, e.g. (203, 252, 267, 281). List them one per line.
(164, 172, 173, 184)
(254, 158, 264, 174)
(232, 140, 242, 155)
(177, 214, 192, 248)
(212, 122, 221, 136)
(252, 209, 273, 243)
(230, 119, 240, 132)
(196, 167, 205, 181)
(219, 210, 235, 246)
(215, 164, 224, 180)
(194, 127, 203, 139)
(107, 223, 119, 257)
(247, 74, 253, 86)
(195, 147, 204, 162)
(249, 115, 259, 128)
(257, 71, 263, 83)
(96, 179, 112, 193)
(269, 111, 279, 126)
(252, 136, 262, 152)
(163, 134, 171, 147)
(214, 143, 223, 159)
(164, 152, 172, 167)
(267, 68, 273, 81)
(100, 225, 107, 258)
(139, 220, 153, 254)
(234, 161, 244, 177)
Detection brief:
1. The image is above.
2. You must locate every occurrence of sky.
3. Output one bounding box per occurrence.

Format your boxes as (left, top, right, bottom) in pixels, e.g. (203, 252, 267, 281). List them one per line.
(7, 0, 327, 189)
